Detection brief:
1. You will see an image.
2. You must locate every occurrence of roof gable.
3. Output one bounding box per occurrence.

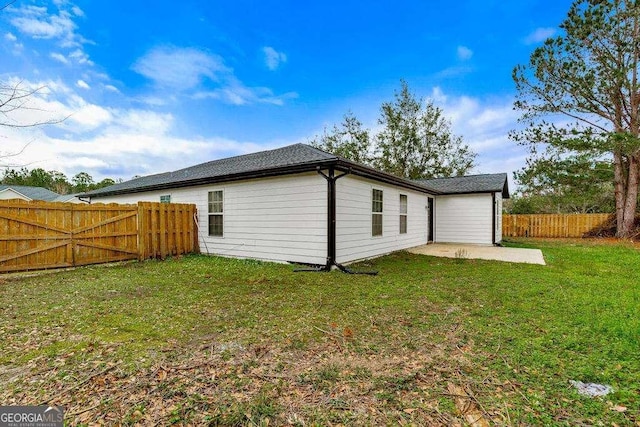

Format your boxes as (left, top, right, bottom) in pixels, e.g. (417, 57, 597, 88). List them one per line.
(0, 185, 63, 201)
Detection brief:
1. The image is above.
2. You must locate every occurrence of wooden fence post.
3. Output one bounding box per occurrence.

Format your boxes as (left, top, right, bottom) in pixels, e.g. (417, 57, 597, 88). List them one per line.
(137, 202, 145, 261)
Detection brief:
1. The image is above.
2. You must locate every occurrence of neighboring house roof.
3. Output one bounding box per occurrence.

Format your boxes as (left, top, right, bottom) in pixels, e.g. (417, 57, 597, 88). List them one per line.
(82, 144, 443, 198)
(0, 185, 64, 201)
(53, 193, 80, 202)
(415, 173, 510, 198)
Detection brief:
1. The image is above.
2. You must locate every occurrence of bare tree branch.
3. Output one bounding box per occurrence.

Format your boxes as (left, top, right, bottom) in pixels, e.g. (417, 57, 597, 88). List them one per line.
(0, 80, 69, 128)
(1, 80, 69, 167)
(0, 0, 17, 12)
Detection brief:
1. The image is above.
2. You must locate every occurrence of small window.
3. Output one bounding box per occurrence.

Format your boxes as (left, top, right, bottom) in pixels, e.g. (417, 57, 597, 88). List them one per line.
(399, 194, 407, 234)
(372, 189, 383, 236)
(208, 190, 223, 237)
(160, 195, 171, 203)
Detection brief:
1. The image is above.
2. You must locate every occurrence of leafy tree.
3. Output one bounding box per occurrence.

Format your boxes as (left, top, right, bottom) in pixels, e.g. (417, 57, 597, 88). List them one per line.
(1, 167, 29, 186)
(310, 111, 372, 164)
(2, 167, 116, 194)
(71, 172, 94, 193)
(27, 168, 54, 189)
(50, 171, 71, 194)
(514, 154, 615, 213)
(375, 80, 475, 179)
(95, 178, 116, 189)
(512, 0, 640, 236)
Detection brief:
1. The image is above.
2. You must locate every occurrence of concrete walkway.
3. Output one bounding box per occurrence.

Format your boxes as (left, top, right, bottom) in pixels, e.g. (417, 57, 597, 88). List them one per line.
(408, 243, 546, 265)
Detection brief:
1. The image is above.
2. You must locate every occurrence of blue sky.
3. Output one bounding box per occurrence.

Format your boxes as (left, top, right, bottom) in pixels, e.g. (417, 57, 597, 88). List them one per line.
(1, 0, 573, 185)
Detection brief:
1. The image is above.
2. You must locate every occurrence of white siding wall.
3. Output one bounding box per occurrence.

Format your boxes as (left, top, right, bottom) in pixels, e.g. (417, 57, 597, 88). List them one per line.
(0, 189, 29, 201)
(435, 193, 493, 245)
(91, 173, 327, 265)
(335, 175, 430, 263)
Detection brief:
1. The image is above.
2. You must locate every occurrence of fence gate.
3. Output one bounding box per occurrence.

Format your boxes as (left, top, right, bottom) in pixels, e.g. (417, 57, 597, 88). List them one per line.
(0, 200, 198, 273)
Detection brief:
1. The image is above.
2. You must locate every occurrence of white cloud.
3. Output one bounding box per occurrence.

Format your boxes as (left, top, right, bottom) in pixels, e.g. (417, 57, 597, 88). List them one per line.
(262, 46, 287, 71)
(0, 75, 284, 181)
(8, 1, 92, 65)
(0, 78, 111, 131)
(133, 45, 296, 106)
(434, 65, 474, 79)
(50, 52, 69, 64)
(5, 32, 17, 42)
(429, 86, 447, 104)
(68, 49, 93, 66)
(524, 27, 556, 45)
(3, 116, 273, 182)
(423, 88, 526, 179)
(104, 84, 120, 93)
(115, 109, 174, 135)
(10, 5, 77, 41)
(66, 104, 112, 130)
(194, 78, 298, 106)
(456, 45, 473, 61)
(136, 95, 171, 107)
(70, 6, 84, 17)
(132, 46, 228, 90)
(76, 79, 89, 89)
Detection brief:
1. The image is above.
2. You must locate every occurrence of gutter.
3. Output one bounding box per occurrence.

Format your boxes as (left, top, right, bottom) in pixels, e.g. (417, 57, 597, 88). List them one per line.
(82, 159, 442, 200)
(80, 160, 337, 199)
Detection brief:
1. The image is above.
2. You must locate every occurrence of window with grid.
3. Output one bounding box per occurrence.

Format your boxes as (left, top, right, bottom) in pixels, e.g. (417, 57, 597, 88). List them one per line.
(399, 194, 407, 234)
(372, 189, 383, 236)
(208, 190, 223, 237)
(160, 195, 171, 203)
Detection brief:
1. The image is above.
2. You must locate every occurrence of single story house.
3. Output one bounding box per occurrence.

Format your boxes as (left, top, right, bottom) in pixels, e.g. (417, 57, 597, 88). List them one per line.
(0, 185, 82, 203)
(82, 144, 509, 268)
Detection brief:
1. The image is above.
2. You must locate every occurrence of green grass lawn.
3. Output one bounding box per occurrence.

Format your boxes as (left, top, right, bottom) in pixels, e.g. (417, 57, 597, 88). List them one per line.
(0, 239, 638, 425)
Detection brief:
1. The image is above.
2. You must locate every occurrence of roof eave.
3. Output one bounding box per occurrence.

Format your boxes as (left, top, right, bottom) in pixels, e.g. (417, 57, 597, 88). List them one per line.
(85, 158, 442, 199)
(439, 188, 510, 198)
(83, 160, 338, 198)
(336, 161, 441, 195)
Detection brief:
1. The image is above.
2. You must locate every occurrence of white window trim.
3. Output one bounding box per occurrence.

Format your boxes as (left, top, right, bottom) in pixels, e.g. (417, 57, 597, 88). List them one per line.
(399, 194, 407, 234)
(372, 187, 383, 237)
(208, 189, 224, 238)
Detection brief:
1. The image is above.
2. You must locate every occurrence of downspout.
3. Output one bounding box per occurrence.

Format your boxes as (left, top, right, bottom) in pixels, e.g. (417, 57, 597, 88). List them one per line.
(295, 167, 377, 275)
(319, 166, 347, 270)
(491, 192, 496, 245)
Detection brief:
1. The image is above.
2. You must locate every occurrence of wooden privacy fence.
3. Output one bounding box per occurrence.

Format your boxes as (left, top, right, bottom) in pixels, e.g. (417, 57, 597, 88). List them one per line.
(0, 200, 198, 273)
(502, 213, 612, 238)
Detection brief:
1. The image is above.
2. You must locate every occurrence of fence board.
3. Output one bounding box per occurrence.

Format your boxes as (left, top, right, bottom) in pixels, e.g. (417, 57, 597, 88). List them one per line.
(0, 200, 198, 273)
(502, 213, 611, 238)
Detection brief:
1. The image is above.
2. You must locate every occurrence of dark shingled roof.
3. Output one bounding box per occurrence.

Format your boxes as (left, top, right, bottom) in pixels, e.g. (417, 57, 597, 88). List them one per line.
(83, 144, 444, 198)
(83, 144, 339, 197)
(0, 185, 63, 201)
(415, 173, 510, 198)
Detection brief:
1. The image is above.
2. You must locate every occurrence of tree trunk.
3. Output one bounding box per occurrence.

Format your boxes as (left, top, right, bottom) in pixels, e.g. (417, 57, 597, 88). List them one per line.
(619, 155, 640, 237)
(614, 152, 627, 236)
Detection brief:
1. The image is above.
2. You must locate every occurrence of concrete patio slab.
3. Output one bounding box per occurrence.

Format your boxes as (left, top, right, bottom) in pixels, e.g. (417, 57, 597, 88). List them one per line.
(407, 243, 546, 265)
